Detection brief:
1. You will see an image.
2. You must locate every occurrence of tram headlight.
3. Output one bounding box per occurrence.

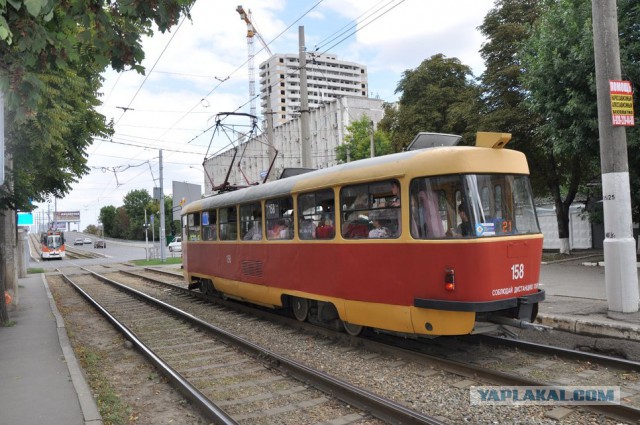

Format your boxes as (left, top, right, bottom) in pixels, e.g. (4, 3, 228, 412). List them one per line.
(444, 268, 455, 292)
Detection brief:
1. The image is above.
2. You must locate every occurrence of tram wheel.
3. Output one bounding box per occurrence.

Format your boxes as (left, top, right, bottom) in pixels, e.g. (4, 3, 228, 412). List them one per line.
(291, 297, 309, 322)
(342, 321, 363, 336)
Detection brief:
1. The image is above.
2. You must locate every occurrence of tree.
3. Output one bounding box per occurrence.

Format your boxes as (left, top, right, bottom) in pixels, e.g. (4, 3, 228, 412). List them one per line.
(521, 0, 604, 253)
(378, 54, 481, 150)
(83, 224, 99, 235)
(99, 205, 117, 237)
(477, 0, 546, 192)
(123, 189, 152, 240)
(0, 0, 195, 325)
(336, 115, 393, 163)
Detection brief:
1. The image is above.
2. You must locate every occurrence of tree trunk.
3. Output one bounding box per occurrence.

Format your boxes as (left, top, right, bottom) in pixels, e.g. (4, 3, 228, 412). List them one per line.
(555, 199, 572, 254)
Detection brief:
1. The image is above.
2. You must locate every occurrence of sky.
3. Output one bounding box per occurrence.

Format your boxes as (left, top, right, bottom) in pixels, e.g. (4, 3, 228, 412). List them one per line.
(34, 0, 495, 231)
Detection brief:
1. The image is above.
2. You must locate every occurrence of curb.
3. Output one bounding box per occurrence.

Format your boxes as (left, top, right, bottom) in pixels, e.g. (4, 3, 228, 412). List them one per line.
(537, 313, 640, 342)
(42, 274, 103, 425)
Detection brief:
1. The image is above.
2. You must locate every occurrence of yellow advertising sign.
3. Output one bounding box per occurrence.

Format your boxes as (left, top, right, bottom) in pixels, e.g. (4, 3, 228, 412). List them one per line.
(609, 80, 634, 126)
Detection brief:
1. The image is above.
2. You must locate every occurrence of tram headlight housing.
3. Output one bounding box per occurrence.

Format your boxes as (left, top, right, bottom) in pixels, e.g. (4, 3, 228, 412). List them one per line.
(444, 268, 455, 292)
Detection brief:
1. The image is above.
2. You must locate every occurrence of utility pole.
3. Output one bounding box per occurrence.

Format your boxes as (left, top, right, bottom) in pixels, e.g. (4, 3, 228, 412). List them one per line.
(370, 120, 375, 158)
(159, 149, 166, 262)
(267, 104, 276, 181)
(298, 26, 312, 168)
(591, 0, 639, 312)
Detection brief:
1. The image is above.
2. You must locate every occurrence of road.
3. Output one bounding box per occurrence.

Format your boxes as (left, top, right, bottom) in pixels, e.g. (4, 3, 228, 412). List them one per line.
(30, 231, 181, 270)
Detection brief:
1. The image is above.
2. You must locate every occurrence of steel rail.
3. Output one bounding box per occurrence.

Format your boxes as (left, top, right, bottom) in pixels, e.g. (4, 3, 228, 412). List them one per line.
(99, 269, 640, 423)
(60, 272, 237, 425)
(82, 268, 446, 425)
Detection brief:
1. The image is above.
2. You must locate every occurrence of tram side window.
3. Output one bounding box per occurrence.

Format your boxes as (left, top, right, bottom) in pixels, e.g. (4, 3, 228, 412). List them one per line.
(202, 210, 217, 241)
(241, 203, 263, 241)
(219, 206, 238, 241)
(187, 213, 201, 241)
(340, 180, 401, 239)
(298, 190, 335, 240)
(265, 197, 293, 240)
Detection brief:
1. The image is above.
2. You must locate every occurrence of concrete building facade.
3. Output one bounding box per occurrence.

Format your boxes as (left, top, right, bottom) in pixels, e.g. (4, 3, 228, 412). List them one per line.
(259, 53, 369, 127)
(203, 96, 384, 196)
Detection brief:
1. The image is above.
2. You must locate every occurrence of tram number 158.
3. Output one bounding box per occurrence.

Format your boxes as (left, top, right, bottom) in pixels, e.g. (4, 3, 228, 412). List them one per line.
(511, 263, 525, 280)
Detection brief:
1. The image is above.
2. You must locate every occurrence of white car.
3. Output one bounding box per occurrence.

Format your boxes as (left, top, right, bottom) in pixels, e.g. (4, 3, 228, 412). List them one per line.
(168, 237, 182, 252)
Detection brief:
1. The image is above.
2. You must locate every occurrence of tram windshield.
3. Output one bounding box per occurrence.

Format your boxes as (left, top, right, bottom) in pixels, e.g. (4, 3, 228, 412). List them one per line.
(46, 235, 63, 248)
(409, 174, 540, 239)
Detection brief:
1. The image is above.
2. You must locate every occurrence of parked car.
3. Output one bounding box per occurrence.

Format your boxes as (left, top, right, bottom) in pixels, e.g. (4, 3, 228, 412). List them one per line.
(74, 238, 84, 246)
(83, 237, 92, 244)
(168, 236, 182, 252)
(94, 240, 106, 248)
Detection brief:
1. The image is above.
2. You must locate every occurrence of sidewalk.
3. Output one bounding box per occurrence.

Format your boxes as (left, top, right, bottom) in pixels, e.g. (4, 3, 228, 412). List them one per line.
(0, 273, 102, 425)
(537, 259, 640, 341)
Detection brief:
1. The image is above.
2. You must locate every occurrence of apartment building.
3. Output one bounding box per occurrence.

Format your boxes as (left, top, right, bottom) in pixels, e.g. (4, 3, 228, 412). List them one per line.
(259, 53, 368, 127)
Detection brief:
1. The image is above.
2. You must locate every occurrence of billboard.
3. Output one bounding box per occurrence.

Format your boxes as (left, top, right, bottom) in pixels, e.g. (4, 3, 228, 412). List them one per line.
(54, 211, 80, 222)
(172, 181, 202, 220)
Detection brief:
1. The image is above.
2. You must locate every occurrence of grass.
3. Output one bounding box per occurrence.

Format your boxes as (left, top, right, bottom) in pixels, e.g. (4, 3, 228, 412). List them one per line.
(28, 267, 45, 274)
(77, 346, 130, 425)
(131, 257, 182, 266)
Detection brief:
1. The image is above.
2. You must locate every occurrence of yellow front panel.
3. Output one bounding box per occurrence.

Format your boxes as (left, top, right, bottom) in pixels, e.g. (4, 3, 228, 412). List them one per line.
(411, 308, 476, 335)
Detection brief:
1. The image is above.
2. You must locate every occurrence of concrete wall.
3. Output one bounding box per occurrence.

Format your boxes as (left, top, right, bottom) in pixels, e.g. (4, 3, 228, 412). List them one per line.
(537, 204, 593, 250)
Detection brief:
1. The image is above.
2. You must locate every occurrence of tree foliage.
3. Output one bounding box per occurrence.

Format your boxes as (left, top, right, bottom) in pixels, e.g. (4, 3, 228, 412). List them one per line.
(378, 54, 480, 149)
(477, 0, 546, 191)
(336, 115, 393, 163)
(99, 205, 117, 237)
(0, 0, 194, 324)
(0, 0, 194, 210)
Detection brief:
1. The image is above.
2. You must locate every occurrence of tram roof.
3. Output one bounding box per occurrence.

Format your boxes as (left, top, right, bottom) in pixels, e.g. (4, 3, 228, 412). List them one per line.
(182, 145, 528, 214)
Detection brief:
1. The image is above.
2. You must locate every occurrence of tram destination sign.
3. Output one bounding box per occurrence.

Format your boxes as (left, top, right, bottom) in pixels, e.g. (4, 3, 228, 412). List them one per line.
(609, 80, 634, 127)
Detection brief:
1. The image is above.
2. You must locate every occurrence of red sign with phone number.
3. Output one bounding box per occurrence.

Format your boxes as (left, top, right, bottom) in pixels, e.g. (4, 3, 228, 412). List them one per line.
(609, 80, 634, 127)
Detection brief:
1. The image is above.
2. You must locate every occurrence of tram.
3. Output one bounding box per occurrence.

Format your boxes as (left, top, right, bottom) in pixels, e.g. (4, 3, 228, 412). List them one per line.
(181, 132, 544, 337)
(41, 230, 66, 260)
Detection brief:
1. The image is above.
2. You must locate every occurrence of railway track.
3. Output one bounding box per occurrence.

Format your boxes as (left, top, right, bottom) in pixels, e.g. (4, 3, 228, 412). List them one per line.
(50, 265, 640, 423)
(57, 267, 444, 425)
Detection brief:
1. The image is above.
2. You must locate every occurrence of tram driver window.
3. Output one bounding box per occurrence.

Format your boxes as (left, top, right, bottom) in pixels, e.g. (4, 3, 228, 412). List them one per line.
(266, 197, 293, 240)
(410, 177, 455, 239)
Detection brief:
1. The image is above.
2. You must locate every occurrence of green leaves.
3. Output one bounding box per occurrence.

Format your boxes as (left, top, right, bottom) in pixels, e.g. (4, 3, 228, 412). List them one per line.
(0, 0, 195, 210)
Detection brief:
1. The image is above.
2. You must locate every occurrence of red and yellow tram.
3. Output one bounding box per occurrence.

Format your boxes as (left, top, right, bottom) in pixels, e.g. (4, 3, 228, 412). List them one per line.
(181, 132, 544, 336)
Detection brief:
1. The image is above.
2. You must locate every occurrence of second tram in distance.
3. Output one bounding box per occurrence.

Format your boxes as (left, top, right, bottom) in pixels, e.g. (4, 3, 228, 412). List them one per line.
(181, 132, 545, 337)
(41, 230, 66, 260)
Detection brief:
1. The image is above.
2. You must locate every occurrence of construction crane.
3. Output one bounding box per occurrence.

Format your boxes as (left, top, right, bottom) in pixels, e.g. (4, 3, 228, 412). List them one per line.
(236, 5, 273, 124)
